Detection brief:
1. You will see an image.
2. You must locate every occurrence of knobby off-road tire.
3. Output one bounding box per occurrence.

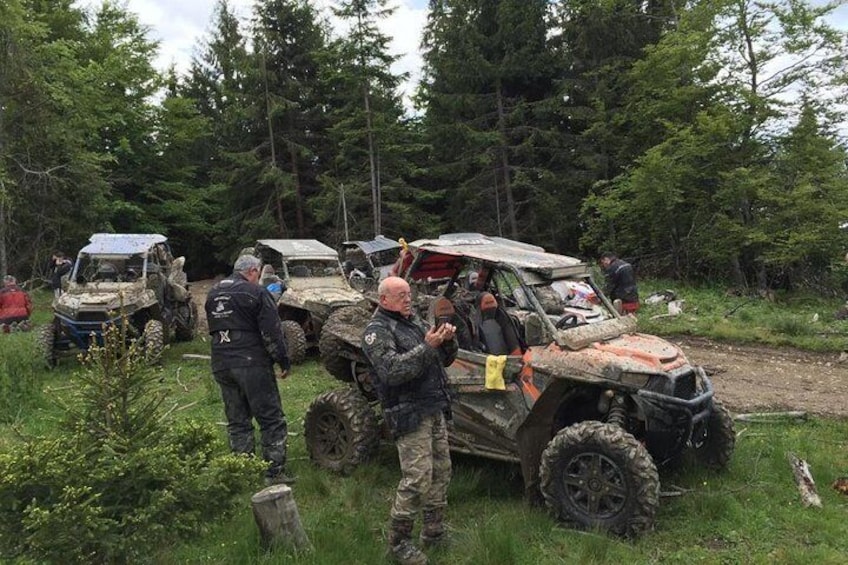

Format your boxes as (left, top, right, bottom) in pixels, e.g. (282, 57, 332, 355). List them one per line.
(173, 301, 198, 342)
(36, 324, 58, 368)
(141, 319, 165, 365)
(540, 421, 660, 537)
(304, 387, 379, 475)
(281, 320, 307, 364)
(319, 306, 373, 382)
(691, 399, 736, 471)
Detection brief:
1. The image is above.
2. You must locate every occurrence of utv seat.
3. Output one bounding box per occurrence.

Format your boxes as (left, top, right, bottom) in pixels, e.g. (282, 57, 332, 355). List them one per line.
(432, 296, 476, 351)
(290, 265, 310, 277)
(473, 292, 523, 355)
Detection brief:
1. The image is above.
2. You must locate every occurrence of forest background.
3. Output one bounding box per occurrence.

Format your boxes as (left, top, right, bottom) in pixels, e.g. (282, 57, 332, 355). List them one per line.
(4, 0, 848, 294)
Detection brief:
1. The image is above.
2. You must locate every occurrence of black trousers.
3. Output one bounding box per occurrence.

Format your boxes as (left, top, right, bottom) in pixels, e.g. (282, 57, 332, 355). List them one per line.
(213, 364, 288, 473)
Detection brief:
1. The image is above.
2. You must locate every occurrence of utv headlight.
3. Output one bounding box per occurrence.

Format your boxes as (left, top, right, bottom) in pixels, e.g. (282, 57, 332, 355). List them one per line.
(619, 372, 650, 387)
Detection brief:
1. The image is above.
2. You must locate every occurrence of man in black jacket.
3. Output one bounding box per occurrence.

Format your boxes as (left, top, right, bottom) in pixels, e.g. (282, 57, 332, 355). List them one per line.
(205, 254, 293, 485)
(362, 276, 457, 565)
(50, 252, 72, 297)
(599, 252, 640, 313)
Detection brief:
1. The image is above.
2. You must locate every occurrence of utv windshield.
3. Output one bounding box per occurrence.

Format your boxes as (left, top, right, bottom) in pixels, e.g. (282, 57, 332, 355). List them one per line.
(73, 252, 148, 283)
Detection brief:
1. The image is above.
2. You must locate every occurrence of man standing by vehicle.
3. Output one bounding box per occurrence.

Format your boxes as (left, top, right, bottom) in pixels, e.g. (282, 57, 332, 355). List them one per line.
(362, 276, 457, 565)
(205, 255, 294, 485)
(50, 252, 72, 297)
(0, 275, 33, 332)
(599, 252, 640, 314)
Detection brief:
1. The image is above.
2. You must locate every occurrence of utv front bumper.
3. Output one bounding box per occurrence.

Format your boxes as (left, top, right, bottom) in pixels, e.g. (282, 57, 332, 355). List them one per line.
(633, 366, 715, 464)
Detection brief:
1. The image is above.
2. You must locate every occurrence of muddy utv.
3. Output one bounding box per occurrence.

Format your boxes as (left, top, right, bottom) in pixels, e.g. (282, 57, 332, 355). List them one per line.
(306, 234, 735, 537)
(37, 233, 198, 366)
(340, 235, 402, 294)
(253, 239, 369, 365)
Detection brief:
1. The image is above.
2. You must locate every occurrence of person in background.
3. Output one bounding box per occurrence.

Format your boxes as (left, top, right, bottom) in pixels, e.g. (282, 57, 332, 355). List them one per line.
(205, 255, 294, 485)
(0, 275, 33, 332)
(50, 252, 73, 297)
(362, 276, 457, 565)
(259, 264, 286, 301)
(599, 252, 640, 314)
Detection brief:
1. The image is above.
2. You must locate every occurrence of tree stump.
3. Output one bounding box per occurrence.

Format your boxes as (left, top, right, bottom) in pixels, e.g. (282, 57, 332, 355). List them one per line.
(251, 484, 311, 552)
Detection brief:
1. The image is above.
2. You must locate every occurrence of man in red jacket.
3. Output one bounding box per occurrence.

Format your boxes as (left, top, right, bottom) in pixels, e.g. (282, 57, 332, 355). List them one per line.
(0, 275, 33, 332)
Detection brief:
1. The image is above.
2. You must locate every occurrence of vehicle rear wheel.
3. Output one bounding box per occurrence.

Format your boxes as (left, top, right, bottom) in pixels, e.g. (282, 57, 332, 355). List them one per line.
(540, 421, 659, 537)
(282, 320, 307, 364)
(691, 399, 736, 471)
(36, 324, 58, 368)
(304, 388, 379, 475)
(173, 301, 198, 342)
(141, 319, 164, 365)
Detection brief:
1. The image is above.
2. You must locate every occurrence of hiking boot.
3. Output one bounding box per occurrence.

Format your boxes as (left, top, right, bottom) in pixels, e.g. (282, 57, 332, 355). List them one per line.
(264, 469, 297, 486)
(388, 518, 428, 565)
(420, 509, 447, 548)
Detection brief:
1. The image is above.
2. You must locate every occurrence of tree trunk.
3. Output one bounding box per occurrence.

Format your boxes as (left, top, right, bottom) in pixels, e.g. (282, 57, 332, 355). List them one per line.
(288, 140, 305, 237)
(251, 484, 311, 551)
(364, 84, 380, 237)
(495, 78, 517, 239)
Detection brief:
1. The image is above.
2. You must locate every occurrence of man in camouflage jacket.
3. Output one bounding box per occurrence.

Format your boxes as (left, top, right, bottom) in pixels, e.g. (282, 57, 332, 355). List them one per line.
(362, 276, 457, 565)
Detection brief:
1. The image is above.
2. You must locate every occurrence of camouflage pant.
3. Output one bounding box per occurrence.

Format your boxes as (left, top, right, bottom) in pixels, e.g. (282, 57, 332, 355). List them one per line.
(390, 412, 452, 521)
(213, 365, 288, 473)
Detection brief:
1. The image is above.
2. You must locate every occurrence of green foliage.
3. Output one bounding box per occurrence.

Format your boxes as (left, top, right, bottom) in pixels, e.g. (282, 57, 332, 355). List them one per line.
(0, 333, 43, 423)
(637, 280, 848, 351)
(0, 323, 263, 563)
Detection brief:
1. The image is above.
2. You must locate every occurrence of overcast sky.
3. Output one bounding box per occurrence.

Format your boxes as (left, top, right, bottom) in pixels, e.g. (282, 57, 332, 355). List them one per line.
(115, 0, 429, 103)
(80, 1, 848, 113)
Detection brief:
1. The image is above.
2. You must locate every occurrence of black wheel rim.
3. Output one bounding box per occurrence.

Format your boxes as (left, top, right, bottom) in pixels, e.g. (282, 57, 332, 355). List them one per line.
(561, 451, 628, 519)
(315, 411, 349, 461)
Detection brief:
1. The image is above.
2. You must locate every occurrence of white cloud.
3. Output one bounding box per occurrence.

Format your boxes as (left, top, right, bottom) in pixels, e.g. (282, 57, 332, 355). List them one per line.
(109, 0, 426, 106)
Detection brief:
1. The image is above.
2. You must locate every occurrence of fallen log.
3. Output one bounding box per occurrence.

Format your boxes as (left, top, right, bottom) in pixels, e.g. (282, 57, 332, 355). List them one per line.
(787, 452, 822, 508)
(251, 484, 311, 552)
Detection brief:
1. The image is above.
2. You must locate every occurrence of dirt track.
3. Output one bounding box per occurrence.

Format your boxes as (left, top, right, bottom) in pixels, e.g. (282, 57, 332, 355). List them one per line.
(676, 336, 848, 418)
(190, 279, 848, 419)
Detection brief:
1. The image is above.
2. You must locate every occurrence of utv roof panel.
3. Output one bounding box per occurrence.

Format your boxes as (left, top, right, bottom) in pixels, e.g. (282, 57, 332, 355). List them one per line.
(256, 239, 340, 260)
(408, 236, 581, 267)
(341, 235, 401, 255)
(80, 234, 167, 255)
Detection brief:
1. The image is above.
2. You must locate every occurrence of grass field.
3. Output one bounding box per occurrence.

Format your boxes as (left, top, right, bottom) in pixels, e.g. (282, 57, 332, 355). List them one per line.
(1, 289, 847, 563)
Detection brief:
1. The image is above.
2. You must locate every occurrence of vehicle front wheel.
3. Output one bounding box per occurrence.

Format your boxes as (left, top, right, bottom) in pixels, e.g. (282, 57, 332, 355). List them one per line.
(304, 388, 380, 475)
(691, 399, 736, 471)
(36, 324, 58, 368)
(141, 319, 165, 365)
(539, 421, 659, 537)
(281, 320, 307, 364)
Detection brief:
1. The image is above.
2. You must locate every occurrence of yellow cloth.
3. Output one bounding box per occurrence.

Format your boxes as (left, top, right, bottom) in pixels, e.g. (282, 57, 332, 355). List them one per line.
(485, 355, 507, 390)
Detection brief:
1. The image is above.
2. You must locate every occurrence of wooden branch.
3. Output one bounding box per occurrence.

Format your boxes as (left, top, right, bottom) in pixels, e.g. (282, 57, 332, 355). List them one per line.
(734, 411, 807, 423)
(181, 353, 211, 360)
(175, 367, 188, 392)
(787, 452, 822, 508)
(251, 485, 311, 552)
(175, 401, 198, 412)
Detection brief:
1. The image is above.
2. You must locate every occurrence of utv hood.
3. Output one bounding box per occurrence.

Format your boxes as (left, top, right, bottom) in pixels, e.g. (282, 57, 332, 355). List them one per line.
(280, 280, 367, 308)
(530, 329, 691, 384)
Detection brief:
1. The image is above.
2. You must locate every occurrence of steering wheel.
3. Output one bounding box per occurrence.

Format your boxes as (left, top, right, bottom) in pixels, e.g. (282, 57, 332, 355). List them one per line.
(555, 313, 581, 330)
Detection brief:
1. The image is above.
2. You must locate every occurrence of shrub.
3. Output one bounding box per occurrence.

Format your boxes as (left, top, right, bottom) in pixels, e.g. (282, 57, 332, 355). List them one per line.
(0, 321, 263, 563)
